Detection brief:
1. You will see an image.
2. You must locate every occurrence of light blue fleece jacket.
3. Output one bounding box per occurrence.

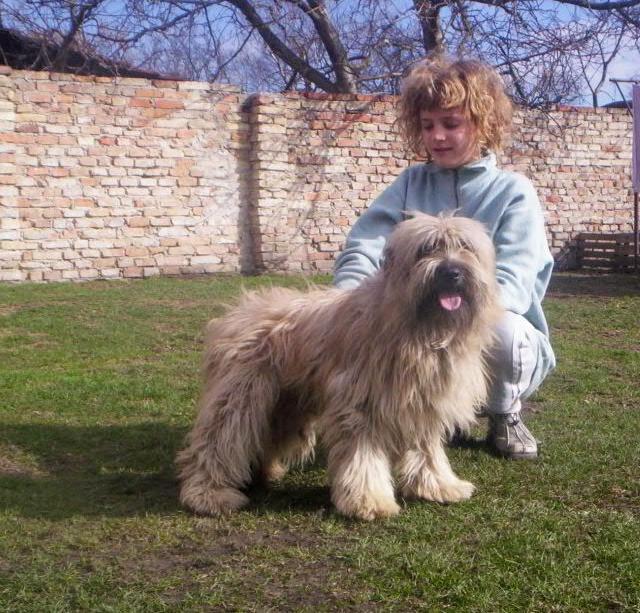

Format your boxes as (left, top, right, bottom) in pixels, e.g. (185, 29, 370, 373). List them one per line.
(334, 153, 555, 361)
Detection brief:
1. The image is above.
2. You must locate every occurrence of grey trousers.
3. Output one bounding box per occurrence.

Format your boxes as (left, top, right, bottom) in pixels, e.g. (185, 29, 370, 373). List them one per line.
(486, 312, 556, 415)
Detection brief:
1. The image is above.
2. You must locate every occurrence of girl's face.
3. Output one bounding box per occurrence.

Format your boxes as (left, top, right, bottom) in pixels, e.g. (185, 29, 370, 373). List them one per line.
(420, 107, 480, 169)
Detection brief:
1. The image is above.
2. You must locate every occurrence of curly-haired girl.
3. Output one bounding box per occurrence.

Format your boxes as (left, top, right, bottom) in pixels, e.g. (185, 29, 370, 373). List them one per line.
(334, 55, 556, 459)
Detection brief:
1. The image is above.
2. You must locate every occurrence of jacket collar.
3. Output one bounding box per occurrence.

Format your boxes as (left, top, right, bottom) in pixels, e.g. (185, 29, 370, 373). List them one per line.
(424, 152, 497, 174)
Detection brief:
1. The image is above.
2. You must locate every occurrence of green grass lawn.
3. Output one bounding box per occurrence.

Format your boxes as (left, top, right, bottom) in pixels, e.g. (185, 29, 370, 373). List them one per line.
(1, 272, 639, 612)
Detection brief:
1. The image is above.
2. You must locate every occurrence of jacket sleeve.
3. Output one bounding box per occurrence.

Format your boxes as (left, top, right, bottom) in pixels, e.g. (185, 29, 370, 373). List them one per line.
(333, 170, 409, 289)
(494, 177, 554, 314)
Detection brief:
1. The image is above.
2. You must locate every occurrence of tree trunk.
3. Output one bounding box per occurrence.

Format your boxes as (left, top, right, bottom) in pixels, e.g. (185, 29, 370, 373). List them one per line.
(413, 0, 445, 54)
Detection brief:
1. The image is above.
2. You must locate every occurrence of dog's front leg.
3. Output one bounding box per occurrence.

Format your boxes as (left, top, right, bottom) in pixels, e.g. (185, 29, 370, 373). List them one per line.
(397, 439, 475, 504)
(326, 431, 400, 521)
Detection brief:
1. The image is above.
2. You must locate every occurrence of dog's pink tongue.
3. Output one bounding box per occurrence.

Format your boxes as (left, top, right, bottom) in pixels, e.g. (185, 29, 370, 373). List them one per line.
(439, 294, 463, 311)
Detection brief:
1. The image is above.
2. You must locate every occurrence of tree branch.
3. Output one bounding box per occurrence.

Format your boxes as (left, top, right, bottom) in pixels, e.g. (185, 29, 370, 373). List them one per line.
(305, 0, 358, 91)
(413, 0, 444, 54)
(224, 0, 342, 91)
(472, 0, 640, 10)
(52, 0, 103, 70)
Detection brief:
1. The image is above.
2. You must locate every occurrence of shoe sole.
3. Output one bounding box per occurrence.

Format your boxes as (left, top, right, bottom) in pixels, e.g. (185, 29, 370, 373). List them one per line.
(492, 448, 538, 460)
(486, 438, 538, 460)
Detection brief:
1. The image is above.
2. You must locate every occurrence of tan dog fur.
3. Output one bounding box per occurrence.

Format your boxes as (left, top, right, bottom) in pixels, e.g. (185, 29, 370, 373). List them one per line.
(177, 213, 502, 520)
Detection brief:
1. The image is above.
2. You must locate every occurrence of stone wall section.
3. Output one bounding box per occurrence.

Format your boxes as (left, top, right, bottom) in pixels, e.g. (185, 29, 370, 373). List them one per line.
(504, 107, 633, 267)
(252, 94, 634, 272)
(0, 67, 635, 282)
(249, 92, 410, 273)
(0, 68, 249, 282)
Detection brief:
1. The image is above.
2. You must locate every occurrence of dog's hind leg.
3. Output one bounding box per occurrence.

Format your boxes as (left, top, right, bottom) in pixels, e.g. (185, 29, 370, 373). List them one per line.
(260, 393, 317, 483)
(261, 424, 317, 483)
(397, 434, 475, 504)
(177, 369, 279, 516)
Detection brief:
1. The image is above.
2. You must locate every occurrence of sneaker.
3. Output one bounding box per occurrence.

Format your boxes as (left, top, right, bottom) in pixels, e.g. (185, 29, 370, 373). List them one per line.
(487, 412, 538, 459)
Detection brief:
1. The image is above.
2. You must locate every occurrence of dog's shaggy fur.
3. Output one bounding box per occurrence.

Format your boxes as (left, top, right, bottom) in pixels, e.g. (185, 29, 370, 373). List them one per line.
(177, 213, 503, 520)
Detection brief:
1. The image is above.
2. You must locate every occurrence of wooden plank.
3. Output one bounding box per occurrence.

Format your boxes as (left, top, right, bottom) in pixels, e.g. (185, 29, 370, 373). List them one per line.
(578, 232, 635, 241)
(580, 253, 630, 260)
(580, 258, 619, 267)
(580, 255, 635, 264)
(580, 245, 618, 252)
(616, 245, 638, 256)
(575, 232, 638, 271)
(579, 246, 636, 255)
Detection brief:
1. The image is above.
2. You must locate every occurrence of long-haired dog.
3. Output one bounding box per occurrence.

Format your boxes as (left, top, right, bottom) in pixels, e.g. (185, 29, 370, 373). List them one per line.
(177, 213, 502, 520)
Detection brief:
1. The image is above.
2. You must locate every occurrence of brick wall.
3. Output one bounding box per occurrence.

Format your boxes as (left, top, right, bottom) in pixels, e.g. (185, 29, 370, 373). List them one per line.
(0, 68, 635, 282)
(0, 68, 249, 282)
(247, 92, 410, 273)
(505, 108, 634, 268)
(251, 93, 634, 273)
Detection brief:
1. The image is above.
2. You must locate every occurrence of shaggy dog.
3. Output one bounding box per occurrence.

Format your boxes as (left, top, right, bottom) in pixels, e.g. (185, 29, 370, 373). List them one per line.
(177, 213, 502, 520)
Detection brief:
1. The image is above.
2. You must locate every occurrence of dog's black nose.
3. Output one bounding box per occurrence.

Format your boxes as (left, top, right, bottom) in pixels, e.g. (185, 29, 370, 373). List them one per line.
(440, 264, 462, 282)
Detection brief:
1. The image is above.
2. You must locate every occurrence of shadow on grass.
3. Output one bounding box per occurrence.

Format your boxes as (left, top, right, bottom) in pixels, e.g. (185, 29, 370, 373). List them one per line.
(448, 435, 491, 453)
(549, 272, 640, 298)
(1, 422, 519, 520)
(0, 423, 335, 519)
(0, 422, 186, 519)
(446, 431, 518, 463)
(248, 482, 333, 516)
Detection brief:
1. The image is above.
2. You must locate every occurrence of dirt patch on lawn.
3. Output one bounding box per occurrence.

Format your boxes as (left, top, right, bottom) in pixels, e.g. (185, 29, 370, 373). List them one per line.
(0, 444, 45, 478)
(0, 305, 23, 317)
(76, 524, 373, 610)
(606, 485, 640, 514)
(0, 456, 43, 478)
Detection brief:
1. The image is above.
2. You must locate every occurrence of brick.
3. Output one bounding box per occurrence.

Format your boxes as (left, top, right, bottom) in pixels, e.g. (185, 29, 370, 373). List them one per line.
(0, 270, 24, 281)
(156, 99, 184, 110)
(123, 266, 144, 277)
(79, 269, 99, 279)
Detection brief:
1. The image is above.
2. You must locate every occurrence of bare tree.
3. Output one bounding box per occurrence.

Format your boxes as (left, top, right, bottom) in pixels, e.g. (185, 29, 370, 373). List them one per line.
(573, 11, 629, 106)
(1, 0, 639, 105)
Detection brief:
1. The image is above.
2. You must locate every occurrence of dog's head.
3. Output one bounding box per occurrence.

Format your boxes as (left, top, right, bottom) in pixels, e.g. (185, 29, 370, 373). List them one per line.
(381, 212, 500, 337)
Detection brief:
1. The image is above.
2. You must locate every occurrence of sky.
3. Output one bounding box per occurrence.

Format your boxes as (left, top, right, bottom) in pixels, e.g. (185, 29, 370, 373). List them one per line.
(603, 50, 640, 106)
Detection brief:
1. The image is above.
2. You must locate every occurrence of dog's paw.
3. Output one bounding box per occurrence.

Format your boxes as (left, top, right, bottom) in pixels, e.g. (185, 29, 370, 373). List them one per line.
(261, 459, 289, 483)
(402, 475, 475, 504)
(333, 493, 401, 521)
(436, 478, 475, 503)
(180, 485, 249, 516)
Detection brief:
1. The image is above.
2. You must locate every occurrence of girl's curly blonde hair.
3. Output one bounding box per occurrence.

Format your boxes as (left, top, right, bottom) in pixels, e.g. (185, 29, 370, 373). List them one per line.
(397, 55, 513, 159)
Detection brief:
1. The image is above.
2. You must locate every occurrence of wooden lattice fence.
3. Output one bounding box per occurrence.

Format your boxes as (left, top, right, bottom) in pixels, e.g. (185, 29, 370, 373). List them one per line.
(575, 233, 638, 271)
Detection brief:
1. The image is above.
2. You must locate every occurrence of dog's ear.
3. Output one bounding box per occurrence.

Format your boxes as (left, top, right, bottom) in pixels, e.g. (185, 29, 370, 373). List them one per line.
(380, 245, 394, 272)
